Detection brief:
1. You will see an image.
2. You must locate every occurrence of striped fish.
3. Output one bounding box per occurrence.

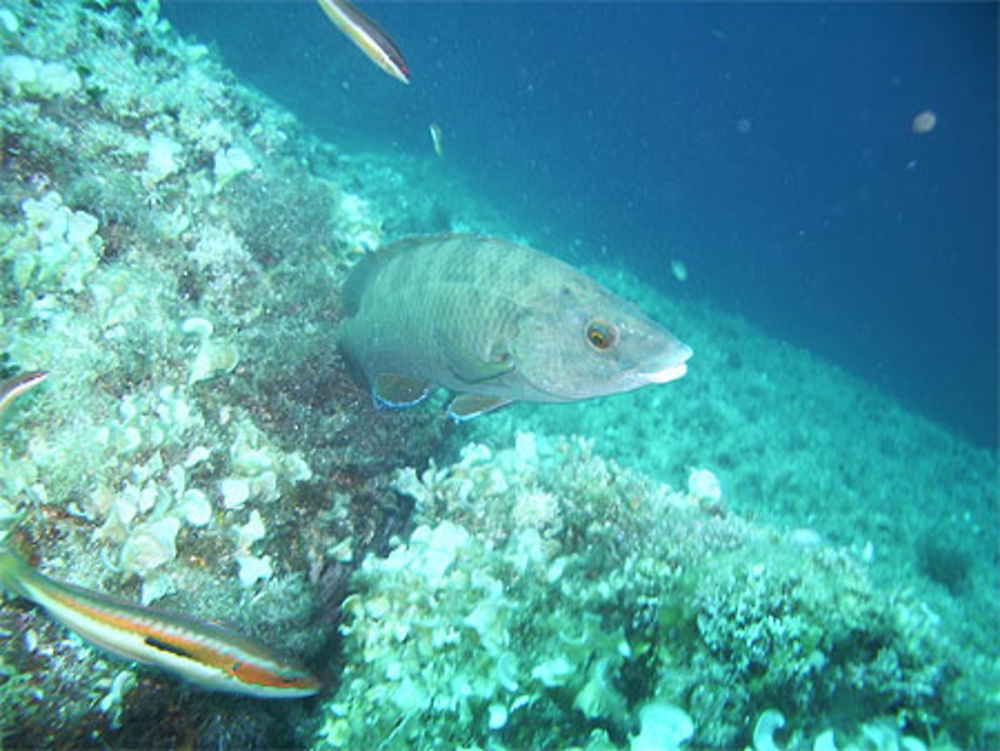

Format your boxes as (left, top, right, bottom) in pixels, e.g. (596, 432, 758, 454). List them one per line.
(0, 549, 320, 699)
(0, 370, 47, 417)
(316, 0, 410, 84)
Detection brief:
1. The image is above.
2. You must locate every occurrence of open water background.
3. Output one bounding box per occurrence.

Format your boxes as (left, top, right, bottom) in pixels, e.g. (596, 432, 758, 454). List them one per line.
(165, 0, 999, 447)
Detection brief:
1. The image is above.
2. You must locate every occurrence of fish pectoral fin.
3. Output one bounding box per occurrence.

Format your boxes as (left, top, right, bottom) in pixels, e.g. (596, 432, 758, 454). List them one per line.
(447, 394, 512, 421)
(435, 328, 513, 384)
(372, 374, 433, 408)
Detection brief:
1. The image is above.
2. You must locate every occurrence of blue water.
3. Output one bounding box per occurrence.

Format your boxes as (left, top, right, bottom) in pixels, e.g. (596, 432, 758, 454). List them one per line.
(164, 1, 998, 447)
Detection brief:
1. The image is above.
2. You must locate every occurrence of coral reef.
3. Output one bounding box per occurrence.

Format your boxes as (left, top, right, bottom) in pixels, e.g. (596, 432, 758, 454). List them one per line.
(0, 0, 460, 745)
(316, 434, 988, 750)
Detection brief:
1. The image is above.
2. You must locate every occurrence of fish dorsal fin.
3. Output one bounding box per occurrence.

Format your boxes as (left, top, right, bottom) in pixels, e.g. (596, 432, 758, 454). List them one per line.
(340, 237, 434, 315)
(434, 327, 514, 384)
(447, 394, 512, 421)
(372, 373, 432, 408)
(343, 234, 501, 315)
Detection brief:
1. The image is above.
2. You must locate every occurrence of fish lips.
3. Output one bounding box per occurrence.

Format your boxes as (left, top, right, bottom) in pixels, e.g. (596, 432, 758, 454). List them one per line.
(631, 341, 693, 386)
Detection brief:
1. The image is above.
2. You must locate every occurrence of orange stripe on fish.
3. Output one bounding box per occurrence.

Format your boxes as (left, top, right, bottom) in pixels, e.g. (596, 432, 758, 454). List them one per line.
(0, 370, 48, 416)
(0, 549, 319, 698)
(316, 0, 410, 84)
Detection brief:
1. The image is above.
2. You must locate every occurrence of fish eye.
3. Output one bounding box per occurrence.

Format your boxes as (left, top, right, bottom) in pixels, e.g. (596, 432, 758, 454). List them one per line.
(586, 322, 616, 351)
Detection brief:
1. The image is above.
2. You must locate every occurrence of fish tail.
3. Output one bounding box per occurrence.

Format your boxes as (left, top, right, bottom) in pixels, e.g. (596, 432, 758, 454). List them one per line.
(0, 547, 33, 599)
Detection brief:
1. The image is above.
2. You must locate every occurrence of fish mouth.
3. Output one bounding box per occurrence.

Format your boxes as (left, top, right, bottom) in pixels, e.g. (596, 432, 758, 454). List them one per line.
(643, 361, 688, 384)
(636, 341, 693, 384)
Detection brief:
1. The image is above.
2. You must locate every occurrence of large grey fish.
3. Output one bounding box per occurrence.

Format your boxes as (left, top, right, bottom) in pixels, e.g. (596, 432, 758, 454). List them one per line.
(337, 234, 692, 420)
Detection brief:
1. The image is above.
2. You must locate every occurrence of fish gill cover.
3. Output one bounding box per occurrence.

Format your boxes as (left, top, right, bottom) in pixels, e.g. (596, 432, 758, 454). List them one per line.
(0, 1, 996, 750)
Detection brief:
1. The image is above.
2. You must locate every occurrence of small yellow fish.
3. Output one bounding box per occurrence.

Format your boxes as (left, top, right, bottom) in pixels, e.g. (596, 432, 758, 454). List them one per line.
(0, 370, 48, 417)
(316, 0, 410, 84)
(0, 548, 320, 698)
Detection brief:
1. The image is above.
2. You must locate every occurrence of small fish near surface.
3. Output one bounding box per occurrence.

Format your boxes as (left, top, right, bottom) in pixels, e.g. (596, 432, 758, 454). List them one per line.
(429, 122, 444, 157)
(0, 548, 320, 699)
(316, 0, 410, 84)
(337, 234, 693, 420)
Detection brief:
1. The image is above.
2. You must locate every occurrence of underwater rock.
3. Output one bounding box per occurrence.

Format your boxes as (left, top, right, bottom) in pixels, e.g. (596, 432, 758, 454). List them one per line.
(0, 54, 80, 96)
(630, 701, 694, 751)
(12, 192, 101, 295)
(213, 145, 254, 190)
(120, 517, 180, 578)
(143, 133, 183, 187)
(318, 433, 981, 750)
(0, 0, 448, 745)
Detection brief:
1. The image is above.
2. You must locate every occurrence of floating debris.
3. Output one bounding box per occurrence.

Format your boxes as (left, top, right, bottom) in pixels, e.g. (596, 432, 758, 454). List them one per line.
(670, 258, 688, 282)
(911, 109, 937, 135)
(429, 122, 443, 157)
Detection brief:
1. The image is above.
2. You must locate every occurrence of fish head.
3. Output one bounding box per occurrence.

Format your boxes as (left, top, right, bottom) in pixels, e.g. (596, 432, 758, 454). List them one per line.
(511, 279, 692, 401)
